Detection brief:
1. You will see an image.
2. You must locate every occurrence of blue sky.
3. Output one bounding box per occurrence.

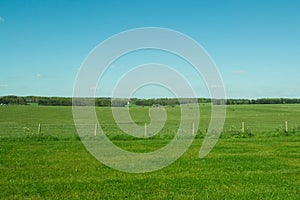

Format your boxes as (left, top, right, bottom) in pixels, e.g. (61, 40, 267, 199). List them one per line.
(0, 0, 299, 98)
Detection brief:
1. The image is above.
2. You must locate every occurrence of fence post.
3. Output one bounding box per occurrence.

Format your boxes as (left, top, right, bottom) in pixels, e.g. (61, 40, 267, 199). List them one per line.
(38, 123, 42, 137)
(192, 122, 195, 136)
(94, 123, 98, 136)
(285, 121, 288, 132)
(241, 122, 245, 133)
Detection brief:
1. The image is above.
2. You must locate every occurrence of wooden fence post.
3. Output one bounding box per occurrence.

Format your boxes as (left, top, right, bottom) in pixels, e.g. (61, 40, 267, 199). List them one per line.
(94, 123, 98, 136)
(192, 122, 195, 136)
(144, 123, 147, 137)
(241, 122, 245, 133)
(38, 123, 42, 137)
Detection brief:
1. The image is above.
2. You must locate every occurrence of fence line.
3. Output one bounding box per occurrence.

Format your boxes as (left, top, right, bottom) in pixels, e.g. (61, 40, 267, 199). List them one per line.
(1, 121, 300, 139)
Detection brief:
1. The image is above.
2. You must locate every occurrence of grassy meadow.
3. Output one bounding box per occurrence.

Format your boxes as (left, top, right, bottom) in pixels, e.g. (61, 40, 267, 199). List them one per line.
(0, 104, 299, 199)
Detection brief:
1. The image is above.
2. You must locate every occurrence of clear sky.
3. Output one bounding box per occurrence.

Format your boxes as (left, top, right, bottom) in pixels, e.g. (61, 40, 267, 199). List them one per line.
(0, 0, 299, 99)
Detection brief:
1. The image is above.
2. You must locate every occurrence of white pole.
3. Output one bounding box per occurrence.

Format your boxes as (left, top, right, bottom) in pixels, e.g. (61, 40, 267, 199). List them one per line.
(144, 123, 147, 137)
(38, 123, 41, 136)
(192, 122, 195, 136)
(285, 121, 288, 132)
(94, 123, 97, 136)
(241, 122, 245, 133)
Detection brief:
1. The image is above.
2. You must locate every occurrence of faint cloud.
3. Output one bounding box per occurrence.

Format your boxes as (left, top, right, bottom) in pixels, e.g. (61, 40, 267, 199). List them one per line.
(0, 84, 8, 88)
(90, 86, 97, 91)
(231, 70, 245, 75)
(36, 73, 43, 78)
(210, 84, 225, 89)
(0, 16, 4, 23)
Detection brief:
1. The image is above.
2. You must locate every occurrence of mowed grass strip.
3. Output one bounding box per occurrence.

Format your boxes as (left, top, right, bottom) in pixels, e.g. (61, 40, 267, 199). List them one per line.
(0, 137, 299, 199)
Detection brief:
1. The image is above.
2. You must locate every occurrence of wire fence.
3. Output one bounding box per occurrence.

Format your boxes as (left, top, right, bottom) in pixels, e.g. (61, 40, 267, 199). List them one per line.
(1, 120, 300, 140)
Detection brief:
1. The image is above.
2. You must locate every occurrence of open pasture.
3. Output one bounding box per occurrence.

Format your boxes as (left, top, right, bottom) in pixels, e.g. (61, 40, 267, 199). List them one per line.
(0, 104, 299, 199)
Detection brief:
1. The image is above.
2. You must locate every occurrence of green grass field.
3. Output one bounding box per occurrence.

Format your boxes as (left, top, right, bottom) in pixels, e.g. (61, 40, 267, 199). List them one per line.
(0, 104, 300, 199)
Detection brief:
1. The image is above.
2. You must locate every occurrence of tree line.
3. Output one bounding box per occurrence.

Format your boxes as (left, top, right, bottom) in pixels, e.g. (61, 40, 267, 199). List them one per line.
(1, 95, 300, 106)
